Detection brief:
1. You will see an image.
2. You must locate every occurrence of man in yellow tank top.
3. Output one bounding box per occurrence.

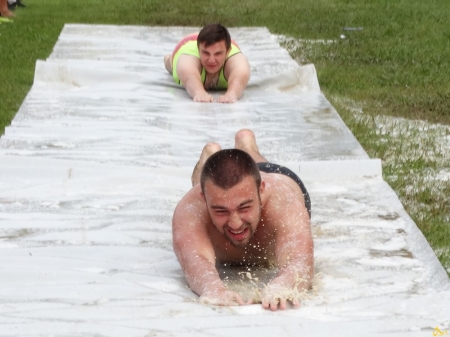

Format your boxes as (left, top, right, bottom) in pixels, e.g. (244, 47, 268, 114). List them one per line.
(164, 24, 250, 103)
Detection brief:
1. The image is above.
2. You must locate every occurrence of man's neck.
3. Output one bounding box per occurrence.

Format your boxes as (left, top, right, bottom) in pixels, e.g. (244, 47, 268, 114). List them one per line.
(204, 71, 220, 89)
(206, 70, 220, 77)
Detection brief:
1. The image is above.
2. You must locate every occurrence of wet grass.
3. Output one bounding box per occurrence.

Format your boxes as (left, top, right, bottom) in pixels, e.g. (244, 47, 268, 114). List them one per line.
(0, 0, 449, 273)
(329, 97, 450, 274)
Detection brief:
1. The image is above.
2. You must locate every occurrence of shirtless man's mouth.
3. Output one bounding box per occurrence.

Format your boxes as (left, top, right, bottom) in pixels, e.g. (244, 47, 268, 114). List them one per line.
(224, 223, 253, 247)
(227, 227, 249, 240)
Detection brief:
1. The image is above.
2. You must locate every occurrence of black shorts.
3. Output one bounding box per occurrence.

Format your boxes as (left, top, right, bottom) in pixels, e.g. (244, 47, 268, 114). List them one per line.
(257, 162, 311, 218)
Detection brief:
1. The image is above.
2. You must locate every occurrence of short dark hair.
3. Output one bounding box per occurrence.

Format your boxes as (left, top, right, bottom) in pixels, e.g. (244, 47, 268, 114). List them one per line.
(197, 23, 231, 50)
(200, 149, 261, 193)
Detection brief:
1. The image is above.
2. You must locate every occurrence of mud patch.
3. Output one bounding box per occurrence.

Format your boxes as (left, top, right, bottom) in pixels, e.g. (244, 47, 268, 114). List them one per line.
(378, 213, 400, 221)
(369, 248, 413, 259)
(0, 228, 35, 240)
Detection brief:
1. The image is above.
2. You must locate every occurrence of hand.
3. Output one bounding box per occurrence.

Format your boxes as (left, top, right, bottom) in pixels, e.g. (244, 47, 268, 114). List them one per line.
(261, 284, 300, 311)
(199, 287, 250, 306)
(193, 92, 214, 103)
(217, 92, 238, 103)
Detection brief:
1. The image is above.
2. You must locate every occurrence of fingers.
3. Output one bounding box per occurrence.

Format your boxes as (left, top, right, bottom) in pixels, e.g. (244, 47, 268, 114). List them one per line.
(279, 298, 287, 310)
(217, 94, 237, 103)
(193, 93, 214, 102)
(262, 297, 297, 311)
(261, 286, 301, 311)
(262, 300, 278, 310)
(262, 296, 283, 311)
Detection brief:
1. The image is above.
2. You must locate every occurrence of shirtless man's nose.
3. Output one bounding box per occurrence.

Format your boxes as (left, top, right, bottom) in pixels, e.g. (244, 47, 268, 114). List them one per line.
(227, 211, 243, 230)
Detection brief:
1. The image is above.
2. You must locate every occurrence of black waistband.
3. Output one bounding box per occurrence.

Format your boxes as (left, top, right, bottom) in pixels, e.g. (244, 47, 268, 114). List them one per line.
(257, 162, 311, 218)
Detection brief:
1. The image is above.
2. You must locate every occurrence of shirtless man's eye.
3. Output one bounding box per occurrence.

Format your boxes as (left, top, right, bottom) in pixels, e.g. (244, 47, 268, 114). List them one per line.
(213, 205, 251, 215)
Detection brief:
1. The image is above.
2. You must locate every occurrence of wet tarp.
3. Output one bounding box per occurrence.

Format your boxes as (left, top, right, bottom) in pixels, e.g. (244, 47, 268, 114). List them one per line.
(0, 25, 448, 336)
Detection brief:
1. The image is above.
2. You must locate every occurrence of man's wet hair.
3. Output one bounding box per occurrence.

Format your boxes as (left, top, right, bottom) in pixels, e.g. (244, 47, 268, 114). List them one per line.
(200, 149, 262, 193)
(197, 23, 231, 50)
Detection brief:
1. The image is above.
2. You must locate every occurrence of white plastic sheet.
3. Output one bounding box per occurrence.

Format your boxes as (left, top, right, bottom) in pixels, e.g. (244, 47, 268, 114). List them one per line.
(0, 25, 448, 336)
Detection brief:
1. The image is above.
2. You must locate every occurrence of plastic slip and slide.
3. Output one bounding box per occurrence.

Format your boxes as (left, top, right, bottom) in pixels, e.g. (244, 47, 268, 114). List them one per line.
(0, 25, 448, 336)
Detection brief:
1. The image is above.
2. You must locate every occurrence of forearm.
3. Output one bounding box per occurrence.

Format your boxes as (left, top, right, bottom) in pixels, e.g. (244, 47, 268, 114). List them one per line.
(271, 256, 314, 290)
(184, 77, 208, 99)
(181, 254, 247, 306)
(182, 255, 226, 296)
(225, 76, 248, 100)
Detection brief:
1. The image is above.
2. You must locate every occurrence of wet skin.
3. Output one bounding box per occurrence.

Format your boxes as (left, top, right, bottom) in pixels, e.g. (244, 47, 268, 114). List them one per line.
(172, 171, 313, 310)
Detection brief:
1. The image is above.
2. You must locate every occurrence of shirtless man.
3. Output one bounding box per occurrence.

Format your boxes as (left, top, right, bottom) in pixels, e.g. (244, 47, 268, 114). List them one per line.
(164, 23, 250, 103)
(172, 129, 314, 310)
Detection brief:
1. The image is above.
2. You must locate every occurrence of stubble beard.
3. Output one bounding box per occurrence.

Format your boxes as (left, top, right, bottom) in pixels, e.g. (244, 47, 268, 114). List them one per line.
(223, 204, 262, 249)
(223, 221, 255, 248)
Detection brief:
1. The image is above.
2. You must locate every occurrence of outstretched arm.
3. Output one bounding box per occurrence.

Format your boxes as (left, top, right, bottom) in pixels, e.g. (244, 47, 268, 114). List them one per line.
(261, 192, 314, 310)
(172, 188, 247, 305)
(218, 53, 250, 103)
(176, 54, 214, 102)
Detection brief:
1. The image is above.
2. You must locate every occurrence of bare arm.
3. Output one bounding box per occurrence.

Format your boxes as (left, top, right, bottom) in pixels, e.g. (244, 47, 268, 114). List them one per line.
(172, 188, 246, 305)
(218, 53, 250, 103)
(176, 54, 213, 102)
(272, 211, 314, 290)
(261, 187, 314, 310)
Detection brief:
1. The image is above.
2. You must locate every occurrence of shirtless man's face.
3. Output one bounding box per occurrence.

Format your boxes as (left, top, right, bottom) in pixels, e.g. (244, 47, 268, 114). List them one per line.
(202, 175, 264, 248)
(198, 40, 230, 76)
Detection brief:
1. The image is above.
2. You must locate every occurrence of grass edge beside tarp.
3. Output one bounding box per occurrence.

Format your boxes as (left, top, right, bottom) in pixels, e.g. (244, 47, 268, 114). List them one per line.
(325, 92, 450, 275)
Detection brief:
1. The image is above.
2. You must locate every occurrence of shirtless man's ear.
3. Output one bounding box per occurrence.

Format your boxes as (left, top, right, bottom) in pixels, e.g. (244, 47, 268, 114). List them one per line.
(259, 180, 266, 196)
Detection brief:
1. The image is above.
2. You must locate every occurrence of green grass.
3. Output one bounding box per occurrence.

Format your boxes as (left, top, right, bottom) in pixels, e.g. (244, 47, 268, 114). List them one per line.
(329, 98, 450, 272)
(1, 0, 449, 273)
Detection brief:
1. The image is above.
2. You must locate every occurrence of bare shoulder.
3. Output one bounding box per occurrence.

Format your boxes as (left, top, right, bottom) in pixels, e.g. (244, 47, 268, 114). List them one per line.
(176, 54, 202, 76)
(226, 52, 249, 64)
(224, 53, 250, 74)
(173, 184, 207, 226)
(172, 184, 214, 255)
(260, 172, 309, 227)
(261, 172, 306, 207)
